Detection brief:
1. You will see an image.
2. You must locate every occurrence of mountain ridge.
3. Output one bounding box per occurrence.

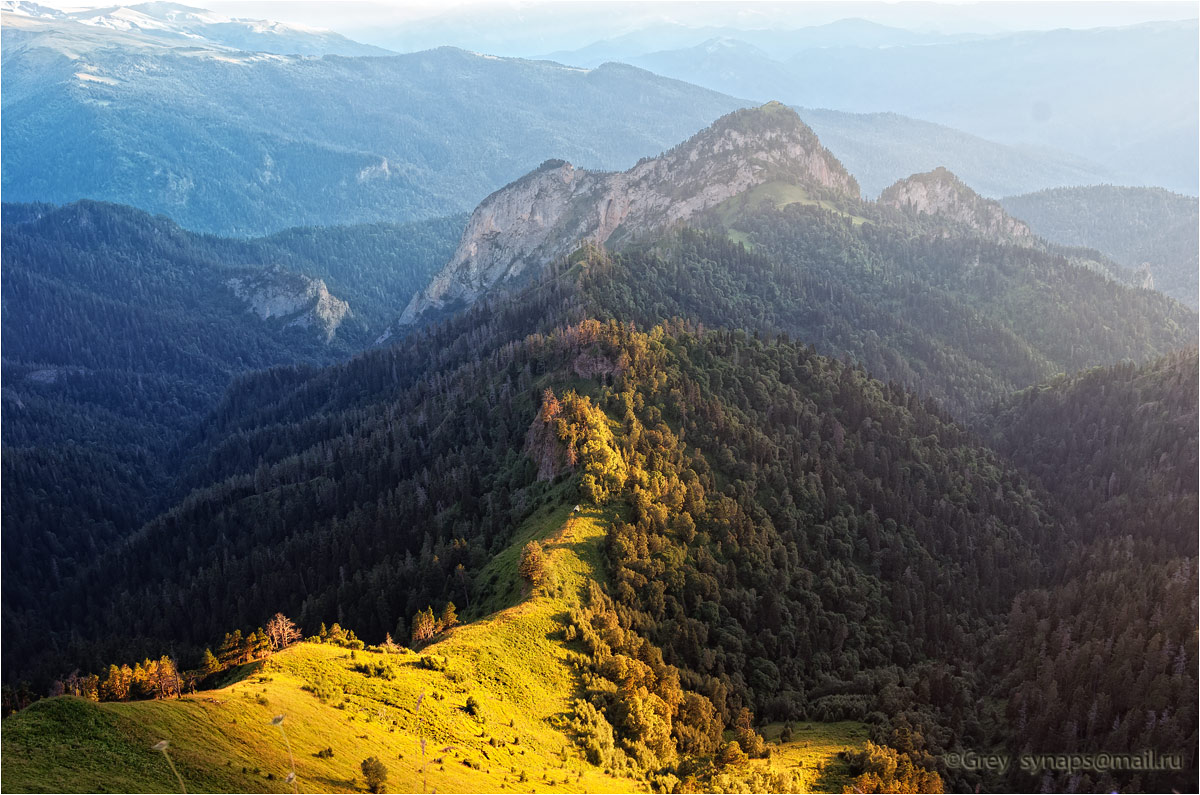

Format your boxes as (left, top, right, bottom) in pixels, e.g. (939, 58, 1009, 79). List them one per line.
(880, 166, 1034, 244)
(395, 103, 857, 328)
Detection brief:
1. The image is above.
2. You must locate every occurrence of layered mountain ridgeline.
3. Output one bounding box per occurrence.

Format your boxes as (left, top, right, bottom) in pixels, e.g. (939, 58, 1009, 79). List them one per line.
(3, 6, 1146, 238)
(977, 352, 1198, 793)
(1, 201, 461, 653)
(1001, 186, 1200, 309)
(395, 103, 856, 327)
(590, 20, 1200, 194)
(400, 106, 1195, 415)
(1, 10, 748, 235)
(797, 107, 1119, 199)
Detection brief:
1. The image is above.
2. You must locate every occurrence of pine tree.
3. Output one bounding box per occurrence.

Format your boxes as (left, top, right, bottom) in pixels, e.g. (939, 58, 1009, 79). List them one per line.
(218, 630, 244, 667)
(250, 629, 271, 659)
(440, 602, 459, 632)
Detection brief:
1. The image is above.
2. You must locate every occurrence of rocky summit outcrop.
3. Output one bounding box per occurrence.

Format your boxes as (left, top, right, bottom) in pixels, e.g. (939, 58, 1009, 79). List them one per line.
(395, 102, 858, 327)
(226, 266, 350, 341)
(879, 166, 1034, 245)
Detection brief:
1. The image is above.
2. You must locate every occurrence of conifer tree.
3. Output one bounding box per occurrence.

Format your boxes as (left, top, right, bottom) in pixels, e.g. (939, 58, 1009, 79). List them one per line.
(440, 602, 459, 631)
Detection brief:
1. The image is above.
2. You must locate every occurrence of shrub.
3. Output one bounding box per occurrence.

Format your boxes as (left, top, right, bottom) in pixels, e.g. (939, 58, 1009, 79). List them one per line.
(418, 655, 448, 672)
(569, 699, 616, 767)
(360, 756, 388, 793)
(464, 695, 481, 716)
(303, 676, 342, 704)
(717, 740, 748, 768)
(354, 661, 397, 680)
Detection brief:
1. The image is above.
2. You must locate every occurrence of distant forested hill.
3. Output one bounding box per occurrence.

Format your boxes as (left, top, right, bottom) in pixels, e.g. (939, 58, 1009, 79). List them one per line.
(1, 201, 460, 645)
(799, 108, 1117, 198)
(1001, 186, 1199, 308)
(603, 21, 1199, 195)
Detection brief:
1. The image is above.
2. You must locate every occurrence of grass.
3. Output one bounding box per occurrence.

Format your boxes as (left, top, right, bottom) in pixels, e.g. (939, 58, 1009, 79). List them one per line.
(711, 180, 870, 248)
(1, 502, 867, 793)
(1, 505, 639, 794)
(753, 721, 870, 793)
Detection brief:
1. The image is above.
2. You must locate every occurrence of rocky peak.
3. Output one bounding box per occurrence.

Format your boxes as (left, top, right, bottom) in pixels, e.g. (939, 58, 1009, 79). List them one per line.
(226, 265, 350, 341)
(394, 102, 858, 327)
(878, 166, 1034, 244)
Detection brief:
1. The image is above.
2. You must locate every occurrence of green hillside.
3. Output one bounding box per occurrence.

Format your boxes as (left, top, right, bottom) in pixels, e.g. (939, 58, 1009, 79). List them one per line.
(2, 503, 866, 793)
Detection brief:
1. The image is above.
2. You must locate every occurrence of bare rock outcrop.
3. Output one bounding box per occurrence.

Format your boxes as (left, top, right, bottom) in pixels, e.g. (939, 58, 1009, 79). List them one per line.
(393, 102, 858, 329)
(879, 166, 1034, 245)
(226, 265, 350, 341)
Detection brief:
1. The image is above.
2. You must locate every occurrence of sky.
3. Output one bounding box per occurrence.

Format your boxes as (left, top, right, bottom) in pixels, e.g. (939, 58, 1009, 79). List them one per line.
(192, 1, 1199, 30)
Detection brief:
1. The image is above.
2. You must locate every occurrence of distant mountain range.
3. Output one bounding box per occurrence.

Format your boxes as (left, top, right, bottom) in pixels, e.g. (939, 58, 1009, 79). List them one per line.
(0, 0, 392, 55)
(4, 6, 1128, 236)
(534, 17, 984, 65)
(546, 20, 1200, 195)
(1001, 186, 1199, 308)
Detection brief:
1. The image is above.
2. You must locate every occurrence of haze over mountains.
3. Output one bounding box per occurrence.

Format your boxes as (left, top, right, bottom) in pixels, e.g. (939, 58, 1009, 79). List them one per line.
(546, 20, 1199, 195)
(1001, 185, 1200, 308)
(1, 1, 1159, 238)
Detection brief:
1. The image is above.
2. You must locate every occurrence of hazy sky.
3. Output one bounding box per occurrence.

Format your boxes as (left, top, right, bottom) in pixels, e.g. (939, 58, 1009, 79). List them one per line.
(38, 1, 1200, 33)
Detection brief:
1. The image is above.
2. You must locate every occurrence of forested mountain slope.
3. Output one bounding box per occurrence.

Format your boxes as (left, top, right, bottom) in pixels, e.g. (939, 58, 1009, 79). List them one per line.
(976, 349, 1198, 558)
(12, 252, 1196, 790)
(977, 351, 1199, 793)
(10, 298, 1060, 787)
(1001, 186, 1199, 308)
(1, 201, 461, 663)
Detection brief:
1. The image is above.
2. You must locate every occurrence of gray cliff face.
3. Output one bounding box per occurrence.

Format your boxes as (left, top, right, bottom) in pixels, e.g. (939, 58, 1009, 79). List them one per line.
(395, 103, 858, 327)
(879, 166, 1034, 244)
(226, 265, 350, 341)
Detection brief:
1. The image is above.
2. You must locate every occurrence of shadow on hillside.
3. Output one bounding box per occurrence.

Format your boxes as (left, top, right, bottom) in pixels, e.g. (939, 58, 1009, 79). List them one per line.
(201, 659, 266, 691)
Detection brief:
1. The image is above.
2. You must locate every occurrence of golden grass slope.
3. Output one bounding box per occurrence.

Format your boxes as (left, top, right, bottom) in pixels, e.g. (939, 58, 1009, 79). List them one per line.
(2, 503, 866, 793)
